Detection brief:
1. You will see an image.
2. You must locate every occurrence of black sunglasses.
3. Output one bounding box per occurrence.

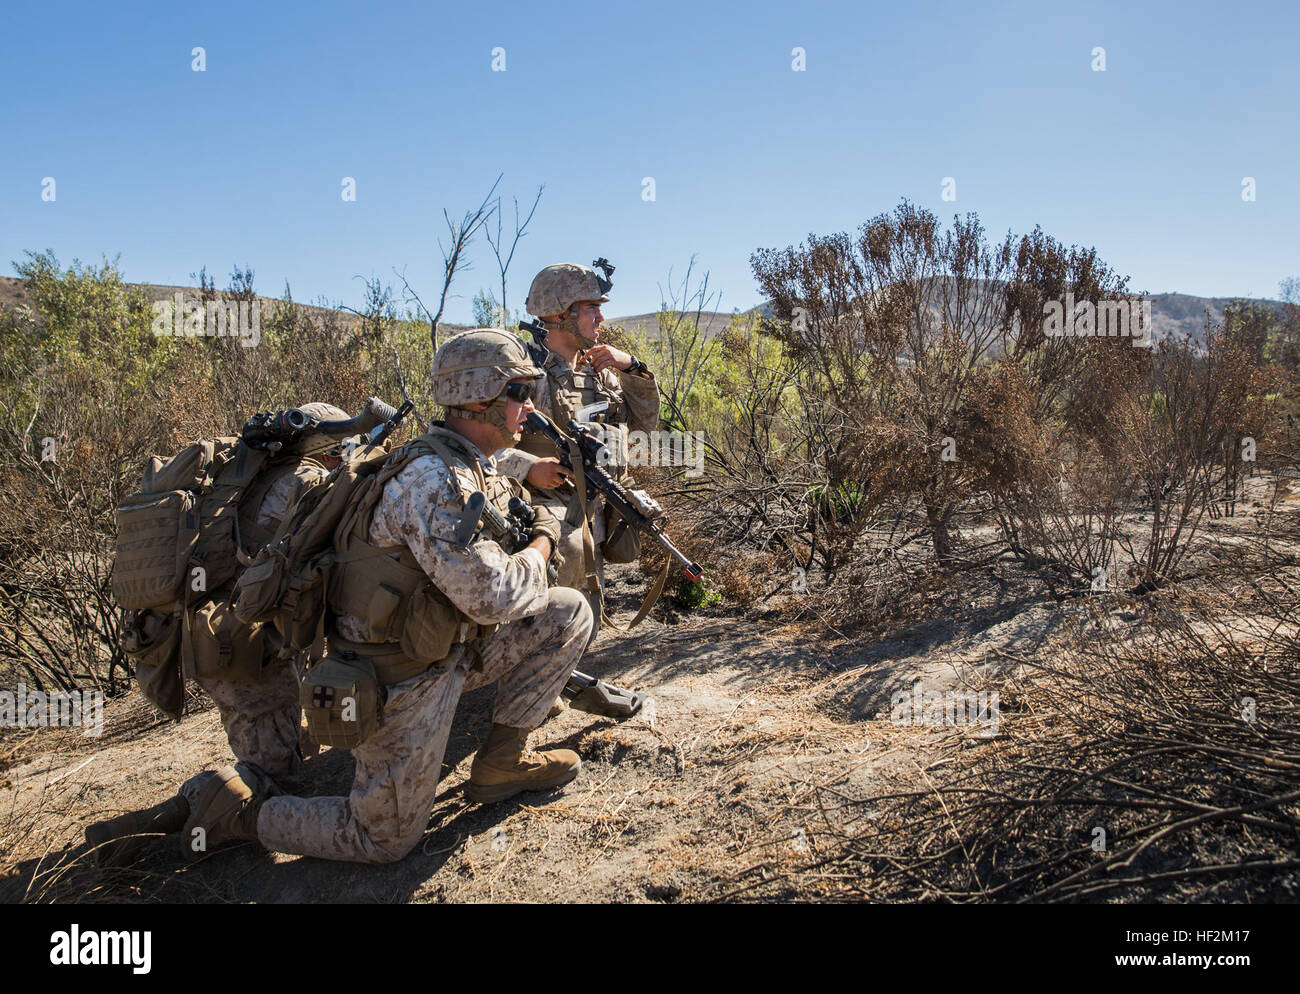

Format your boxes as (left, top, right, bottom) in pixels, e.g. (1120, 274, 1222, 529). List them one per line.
(503, 381, 535, 403)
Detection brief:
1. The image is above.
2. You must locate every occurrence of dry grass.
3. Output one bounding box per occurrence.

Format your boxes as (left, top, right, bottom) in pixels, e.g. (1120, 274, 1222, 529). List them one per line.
(719, 537, 1300, 902)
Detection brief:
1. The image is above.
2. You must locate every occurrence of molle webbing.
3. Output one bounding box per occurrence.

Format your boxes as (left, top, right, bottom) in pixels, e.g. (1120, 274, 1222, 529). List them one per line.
(191, 443, 271, 593)
(326, 429, 487, 653)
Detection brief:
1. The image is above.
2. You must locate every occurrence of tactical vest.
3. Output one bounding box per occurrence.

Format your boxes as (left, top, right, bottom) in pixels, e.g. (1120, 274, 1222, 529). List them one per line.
(326, 427, 517, 685)
(517, 352, 625, 462)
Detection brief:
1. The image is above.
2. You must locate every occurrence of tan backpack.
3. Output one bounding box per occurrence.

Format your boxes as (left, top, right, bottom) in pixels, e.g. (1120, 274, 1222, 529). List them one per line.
(232, 440, 394, 652)
(234, 429, 488, 669)
(113, 438, 272, 718)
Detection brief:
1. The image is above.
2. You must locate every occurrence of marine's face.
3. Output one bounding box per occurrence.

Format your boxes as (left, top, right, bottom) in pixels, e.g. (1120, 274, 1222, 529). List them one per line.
(503, 378, 537, 435)
(575, 300, 604, 343)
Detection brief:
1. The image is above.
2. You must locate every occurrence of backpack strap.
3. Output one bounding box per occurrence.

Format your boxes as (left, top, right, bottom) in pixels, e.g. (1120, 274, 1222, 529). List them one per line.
(234, 454, 322, 559)
(328, 430, 486, 646)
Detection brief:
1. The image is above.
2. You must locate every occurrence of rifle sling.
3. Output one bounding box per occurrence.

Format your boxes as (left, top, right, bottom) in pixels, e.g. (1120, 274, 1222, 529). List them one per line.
(567, 438, 667, 632)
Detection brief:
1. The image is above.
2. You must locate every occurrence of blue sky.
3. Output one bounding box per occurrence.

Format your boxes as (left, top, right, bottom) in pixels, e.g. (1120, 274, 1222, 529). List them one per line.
(2, 0, 1297, 321)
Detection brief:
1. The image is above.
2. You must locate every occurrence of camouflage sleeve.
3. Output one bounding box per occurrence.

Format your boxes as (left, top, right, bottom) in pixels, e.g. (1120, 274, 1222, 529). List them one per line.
(256, 463, 330, 530)
(367, 455, 549, 625)
(611, 366, 661, 433)
(493, 447, 542, 484)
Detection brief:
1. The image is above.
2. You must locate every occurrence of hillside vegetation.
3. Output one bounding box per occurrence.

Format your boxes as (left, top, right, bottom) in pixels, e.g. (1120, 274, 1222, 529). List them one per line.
(3, 204, 1300, 902)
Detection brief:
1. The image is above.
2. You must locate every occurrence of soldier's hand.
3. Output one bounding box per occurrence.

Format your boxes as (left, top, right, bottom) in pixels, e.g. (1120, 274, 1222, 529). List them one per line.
(581, 344, 632, 374)
(528, 503, 563, 550)
(525, 457, 573, 491)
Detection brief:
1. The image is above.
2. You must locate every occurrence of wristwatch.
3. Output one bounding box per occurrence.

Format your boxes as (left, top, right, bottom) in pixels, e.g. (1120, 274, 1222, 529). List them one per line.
(623, 356, 652, 379)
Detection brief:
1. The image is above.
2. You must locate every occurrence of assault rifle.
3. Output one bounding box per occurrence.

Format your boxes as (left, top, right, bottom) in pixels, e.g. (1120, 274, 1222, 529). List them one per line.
(454, 489, 648, 720)
(518, 318, 550, 368)
(523, 411, 703, 583)
(241, 397, 415, 453)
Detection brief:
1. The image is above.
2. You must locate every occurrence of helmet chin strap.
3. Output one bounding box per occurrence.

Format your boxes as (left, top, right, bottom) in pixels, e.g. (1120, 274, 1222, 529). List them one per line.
(451, 397, 521, 444)
(547, 308, 598, 351)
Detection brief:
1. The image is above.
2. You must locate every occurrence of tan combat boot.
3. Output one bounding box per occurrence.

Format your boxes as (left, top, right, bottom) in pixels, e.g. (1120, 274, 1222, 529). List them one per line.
(180, 764, 280, 860)
(85, 795, 190, 867)
(468, 723, 581, 803)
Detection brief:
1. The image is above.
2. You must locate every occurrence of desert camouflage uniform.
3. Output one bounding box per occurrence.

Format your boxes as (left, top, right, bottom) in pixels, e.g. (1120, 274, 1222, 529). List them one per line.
(496, 350, 660, 626)
(251, 436, 591, 863)
(191, 459, 329, 782)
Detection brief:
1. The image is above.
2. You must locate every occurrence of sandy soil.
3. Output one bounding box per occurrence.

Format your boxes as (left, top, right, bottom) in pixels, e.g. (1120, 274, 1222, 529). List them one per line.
(2, 472, 1297, 903)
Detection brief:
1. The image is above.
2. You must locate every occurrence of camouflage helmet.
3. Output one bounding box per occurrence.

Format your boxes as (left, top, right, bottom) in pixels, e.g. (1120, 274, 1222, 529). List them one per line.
(431, 328, 543, 408)
(525, 263, 610, 318)
(294, 402, 351, 456)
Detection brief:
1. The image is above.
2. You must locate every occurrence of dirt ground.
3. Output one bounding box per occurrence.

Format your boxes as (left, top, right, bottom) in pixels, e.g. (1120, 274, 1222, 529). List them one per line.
(0, 579, 999, 904)
(3, 472, 1298, 904)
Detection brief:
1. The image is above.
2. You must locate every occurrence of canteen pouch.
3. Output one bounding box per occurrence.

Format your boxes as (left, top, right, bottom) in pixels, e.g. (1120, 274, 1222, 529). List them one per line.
(187, 594, 266, 682)
(300, 653, 381, 750)
(122, 607, 185, 720)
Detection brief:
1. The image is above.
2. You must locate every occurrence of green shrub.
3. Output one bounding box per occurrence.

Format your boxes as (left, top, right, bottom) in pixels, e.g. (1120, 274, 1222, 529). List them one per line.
(674, 579, 722, 610)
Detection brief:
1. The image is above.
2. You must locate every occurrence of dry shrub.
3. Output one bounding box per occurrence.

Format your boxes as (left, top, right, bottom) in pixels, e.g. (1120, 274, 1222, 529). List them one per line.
(0, 257, 422, 694)
(730, 555, 1300, 903)
(752, 203, 1136, 564)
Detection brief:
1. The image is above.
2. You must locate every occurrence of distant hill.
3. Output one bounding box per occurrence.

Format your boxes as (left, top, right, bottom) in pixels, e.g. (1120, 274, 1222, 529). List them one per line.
(606, 291, 1290, 349)
(1, 276, 1286, 350)
(1140, 292, 1287, 348)
(604, 309, 749, 343)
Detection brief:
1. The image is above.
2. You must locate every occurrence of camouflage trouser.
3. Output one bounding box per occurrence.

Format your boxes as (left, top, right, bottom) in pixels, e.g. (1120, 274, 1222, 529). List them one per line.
(254, 587, 592, 864)
(195, 658, 302, 780)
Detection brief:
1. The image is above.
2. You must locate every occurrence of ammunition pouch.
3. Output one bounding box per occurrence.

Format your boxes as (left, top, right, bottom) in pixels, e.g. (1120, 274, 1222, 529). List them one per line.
(400, 584, 473, 665)
(328, 545, 489, 670)
(186, 590, 267, 682)
(277, 553, 331, 651)
(600, 504, 642, 564)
